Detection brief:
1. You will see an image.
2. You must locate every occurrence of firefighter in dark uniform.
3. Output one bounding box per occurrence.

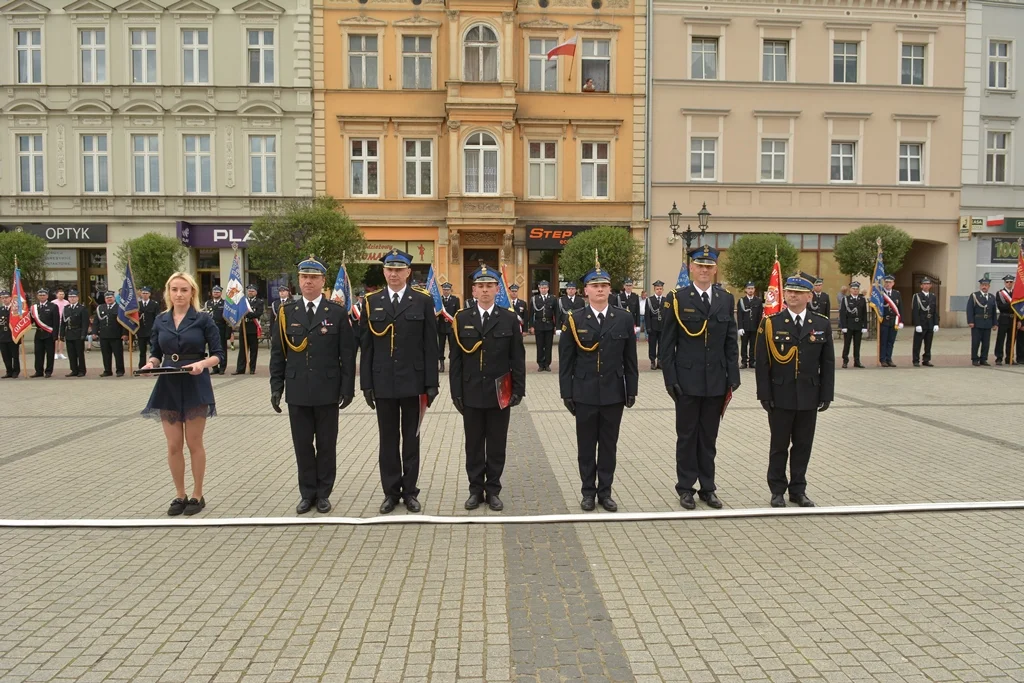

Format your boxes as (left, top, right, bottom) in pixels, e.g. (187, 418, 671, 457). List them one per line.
(645, 280, 667, 370)
(233, 284, 264, 374)
(995, 274, 1016, 365)
(271, 285, 292, 320)
(839, 282, 868, 368)
(350, 291, 365, 350)
(530, 280, 557, 371)
(509, 284, 528, 330)
(61, 289, 90, 377)
(437, 282, 460, 373)
(0, 289, 20, 378)
(810, 278, 831, 320)
(736, 281, 763, 369)
(136, 286, 160, 369)
(560, 263, 639, 512)
(91, 290, 126, 377)
(29, 288, 59, 378)
(877, 274, 903, 367)
(361, 249, 439, 514)
(270, 257, 356, 515)
(911, 277, 940, 367)
(967, 276, 998, 366)
(755, 273, 835, 508)
(659, 247, 740, 510)
(557, 282, 586, 328)
(203, 286, 229, 374)
(449, 265, 526, 512)
(614, 278, 641, 333)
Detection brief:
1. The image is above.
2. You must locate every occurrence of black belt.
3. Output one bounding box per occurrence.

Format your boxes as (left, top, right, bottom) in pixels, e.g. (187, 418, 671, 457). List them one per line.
(164, 353, 206, 367)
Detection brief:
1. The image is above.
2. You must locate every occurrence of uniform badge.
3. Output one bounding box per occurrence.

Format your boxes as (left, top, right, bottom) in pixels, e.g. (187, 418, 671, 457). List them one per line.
(561, 325, 567, 332)
(664, 301, 671, 309)
(809, 333, 815, 342)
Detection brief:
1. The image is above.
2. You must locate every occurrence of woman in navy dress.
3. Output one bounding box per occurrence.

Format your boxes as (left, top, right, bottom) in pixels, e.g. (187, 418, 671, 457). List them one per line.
(141, 272, 225, 516)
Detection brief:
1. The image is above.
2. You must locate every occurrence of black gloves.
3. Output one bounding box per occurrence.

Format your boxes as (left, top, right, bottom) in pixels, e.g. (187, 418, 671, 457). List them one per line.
(452, 397, 464, 415)
(363, 389, 376, 410)
(339, 394, 353, 410)
(509, 394, 522, 408)
(730, 383, 740, 392)
(667, 384, 683, 402)
(625, 396, 636, 408)
(563, 399, 576, 416)
(817, 401, 830, 413)
(425, 387, 438, 407)
(760, 400, 774, 413)
(270, 391, 282, 414)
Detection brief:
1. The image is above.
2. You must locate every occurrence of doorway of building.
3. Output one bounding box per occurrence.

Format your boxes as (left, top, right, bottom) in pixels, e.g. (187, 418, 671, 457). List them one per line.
(463, 249, 500, 296)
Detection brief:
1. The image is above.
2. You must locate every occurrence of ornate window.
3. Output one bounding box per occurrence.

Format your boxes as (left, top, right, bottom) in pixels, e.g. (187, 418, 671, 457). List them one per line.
(464, 132, 498, 194)
(464, 25, 498, 82)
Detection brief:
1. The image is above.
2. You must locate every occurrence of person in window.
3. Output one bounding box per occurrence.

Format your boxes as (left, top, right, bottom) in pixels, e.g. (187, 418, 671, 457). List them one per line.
(582, 78, 596, 92)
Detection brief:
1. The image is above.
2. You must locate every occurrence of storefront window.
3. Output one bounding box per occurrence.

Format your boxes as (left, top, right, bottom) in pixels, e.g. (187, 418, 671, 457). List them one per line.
(196, 248, 220, 297)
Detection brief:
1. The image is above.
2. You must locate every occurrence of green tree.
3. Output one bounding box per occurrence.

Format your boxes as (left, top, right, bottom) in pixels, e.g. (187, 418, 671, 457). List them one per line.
(720, 234, 800, 291)
(0, 231, 48, 295)
(247, 196, 367, 287)
(114, 232, 187, 295)
(558, 226, 643, 290)
(833, 224, 913, 278)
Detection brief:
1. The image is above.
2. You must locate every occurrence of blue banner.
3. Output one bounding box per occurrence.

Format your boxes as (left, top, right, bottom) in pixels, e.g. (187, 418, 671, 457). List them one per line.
(330, 263, 356, 317)
(426, 266, 452, 321)
(676, 262, 691, 289)
(117, 261, 140, 334)
(222, 251, 250, 327)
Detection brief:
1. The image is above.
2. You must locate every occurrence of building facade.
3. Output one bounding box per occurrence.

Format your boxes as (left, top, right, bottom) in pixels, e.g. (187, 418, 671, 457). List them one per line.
(314, 0, 647, 297)
(650, 0, 966, 321)
(0, 0, 313, 302)
(957, 0, 1024, 318)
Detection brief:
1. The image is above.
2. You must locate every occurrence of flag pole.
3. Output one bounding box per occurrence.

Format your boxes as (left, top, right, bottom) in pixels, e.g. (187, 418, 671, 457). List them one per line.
(568, 35, 577, 83)
(875, 237, 883, 367)
(1011, 239, 1023, 365)
(14, 255, 29, 379)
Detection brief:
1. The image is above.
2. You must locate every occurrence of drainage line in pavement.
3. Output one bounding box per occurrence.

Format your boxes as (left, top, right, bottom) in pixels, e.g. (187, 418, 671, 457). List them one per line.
(1, 500, 1022, 529)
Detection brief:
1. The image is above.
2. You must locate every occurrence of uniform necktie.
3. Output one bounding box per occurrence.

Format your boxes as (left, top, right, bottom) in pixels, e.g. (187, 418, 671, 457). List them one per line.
(597, 312, 605, 327)
(794, 315, 802, 334)
(482, 311, 490, 326)
(307, 301, 315, 321)
(701, 292, 710, 308)
(392, 292, 400, 308)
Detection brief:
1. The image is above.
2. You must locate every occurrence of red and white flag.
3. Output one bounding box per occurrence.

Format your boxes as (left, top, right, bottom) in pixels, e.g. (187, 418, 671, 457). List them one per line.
(546, 35, 577, 60)
(764, 258, 784, 316)
(987, 215, 1005, 227)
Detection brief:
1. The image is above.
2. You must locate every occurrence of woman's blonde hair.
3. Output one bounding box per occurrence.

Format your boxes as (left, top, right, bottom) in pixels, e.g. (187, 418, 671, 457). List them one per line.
(163, 272, 202, 312)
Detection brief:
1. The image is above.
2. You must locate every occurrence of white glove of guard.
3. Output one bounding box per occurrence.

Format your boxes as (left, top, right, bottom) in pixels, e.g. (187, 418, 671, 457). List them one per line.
(842, 328, 848, 334)
(738, 329, 745, 337)
(933, 325, 939, 332)
(915, 326, 923, 333)
(861, 328, 868, 334)
(898, 323, 904, 330)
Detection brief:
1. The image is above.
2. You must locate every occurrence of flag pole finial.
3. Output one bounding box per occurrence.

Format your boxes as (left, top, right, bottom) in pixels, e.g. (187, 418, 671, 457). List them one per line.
(231, 241, 239, 252)
(876, 236, 883, 251)
(594, 248, 600, 270)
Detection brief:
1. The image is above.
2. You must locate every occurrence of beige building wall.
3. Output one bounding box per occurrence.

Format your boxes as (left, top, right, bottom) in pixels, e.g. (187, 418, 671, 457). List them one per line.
(650, 0, 966, 321)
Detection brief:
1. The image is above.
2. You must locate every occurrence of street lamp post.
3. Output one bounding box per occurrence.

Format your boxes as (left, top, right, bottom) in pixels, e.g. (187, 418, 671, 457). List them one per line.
(668, 202, 712, 266)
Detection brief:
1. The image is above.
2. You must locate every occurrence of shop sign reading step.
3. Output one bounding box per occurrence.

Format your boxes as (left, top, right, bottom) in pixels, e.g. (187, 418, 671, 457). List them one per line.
(1, 223, 107, 243)
(525, 225, 627, 249)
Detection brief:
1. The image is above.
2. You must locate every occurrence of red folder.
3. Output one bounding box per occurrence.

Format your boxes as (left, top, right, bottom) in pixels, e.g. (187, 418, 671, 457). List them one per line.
(495, 373, 513, 409)
(720, 388, 733, 422)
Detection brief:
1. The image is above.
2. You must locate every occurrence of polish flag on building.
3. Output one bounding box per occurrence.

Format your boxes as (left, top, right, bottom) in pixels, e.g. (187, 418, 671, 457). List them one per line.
(987, 215, 1005, 227)
(546, 35, 577, 60)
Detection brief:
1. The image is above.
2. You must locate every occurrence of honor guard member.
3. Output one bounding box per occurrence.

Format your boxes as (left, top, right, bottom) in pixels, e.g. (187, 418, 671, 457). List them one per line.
(91, 291, 126, 377)
(463, 293, 477, 310)
(204, 286, 230, 374)
(437, 282, 460, 373)
(755, 273, 835, 508)
(967, 276, 998, 366)
(29, 288, 59, 378)
(270, 257, 356, 515)
(911, 277, 940, 367)
(509, 284, 528, 331)
(558, 282, 586, 328)
(810, 278, 831, 320)
(61, 289, 90, 377)
(559, 263, 639, 512)
(350, 291, 365, 349)
(659, 246, 740, 510)
(839, 282, 868, 368)
(449, 265, 526, 511)
(878, 275, 903, 367)
(0, 290, 20, 378)
(232, 284, 264, 374)
(361, 249, 439, 514)
(736, 282, 763, 369)
(995, 274, 1016, 365)
(137, 286, 160, 369)
(272, 285, 292, 320)
(530, 280, 558, 371)
(645, 281, 667, 369)
(614, 278, 641, 333)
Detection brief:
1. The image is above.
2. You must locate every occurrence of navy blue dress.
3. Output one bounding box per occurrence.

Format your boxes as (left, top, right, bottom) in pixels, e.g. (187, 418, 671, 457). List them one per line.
(141, 308, 226, 423)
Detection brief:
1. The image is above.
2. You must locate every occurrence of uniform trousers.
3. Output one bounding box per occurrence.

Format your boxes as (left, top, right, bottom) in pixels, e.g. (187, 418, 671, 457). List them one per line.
(995, 322, 1013, 362)
(1, 341, 20, 375)
(235, 329, 258, 372)
(66, 339, 86, 374)
(34, 337, 55, 375)
(879, 326, 898, 364)
(376, 396, 421, 500)
(137, 336, 150, 368)
(288, 403, 339, 501)
(971, 327, 992, 362)
(437, 326, 450, 362)
(575, 402, 624, 500)
(463, 406, 511, 497)
(674, 394, 726, 495)
(100, 338, 125, 374)
(215, 326, 228, 372)
(740, 333, 755, 365)
(647, 331, 661, 362)
(535, 330, 553, 368)
(767, 408, 818, 496)
(842, 330, 862, 363)
(912, 328, 934, 363)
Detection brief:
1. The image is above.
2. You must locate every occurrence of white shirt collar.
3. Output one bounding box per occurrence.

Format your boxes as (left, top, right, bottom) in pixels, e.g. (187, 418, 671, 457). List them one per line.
(387, 285, 407, 300)
(693, 283, 712, 298)
(478, 304, 495, 318)
(590, 304, 609, 318)
(302, 294, 323, 310)
(792, 309, 806, 325)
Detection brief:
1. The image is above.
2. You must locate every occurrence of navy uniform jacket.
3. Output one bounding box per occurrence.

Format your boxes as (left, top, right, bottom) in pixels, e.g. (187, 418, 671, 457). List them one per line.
(996, 287, 1015, 325)
(530, 294, 557, 331)
(0, 306, 12, 343)
(449, 306, 526, 409)
(755, 311, 835, 411)
(31, 301, 59, 340)
(240, 297, 264, 336)
(966, 291, 998, 330)
(137, 299, 160, 337)
(559, 306, 639, 406)
(736, 295, 764, 332)
(204, 298, 229, 332)
(615, 291, 641, 327)
(658, 285, 740, 397)
(879, 290, 902, 328)
(60, 302, 91, 341)
(270, 298, 356, 406)
(439, 294, 460, 332)
(360, 287, 439, 399)
(911, 291, 939, 327)
(838, 295, 867, 330)
(91, 303, 123, 339)
(810, 291, 831, 320)
(645, 294, 667, 333)
(510, 298, 528, 328)
(557, 295, 586, 328)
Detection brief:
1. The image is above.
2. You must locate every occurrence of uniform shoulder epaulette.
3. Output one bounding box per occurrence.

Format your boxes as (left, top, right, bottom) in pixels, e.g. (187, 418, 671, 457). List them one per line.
(411, 286, 431, 297)
(767, 310, 787, 318)
(810, 311, 829, 321)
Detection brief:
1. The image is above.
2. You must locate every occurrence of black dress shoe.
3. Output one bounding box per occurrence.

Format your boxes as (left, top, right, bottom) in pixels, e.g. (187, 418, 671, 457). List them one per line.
(439, 360, 445, 373)
(680, 492, 696, 510)
(30, 373, 43, 378)
(913, 361, 920, 367)
(740, 362, 747, 369)
(972, 361, 981, 366)
(599, 497, 618, 512)
(183, 496, 205, 516)
(231, 370, 245, 375)
(770, 494, 786, 508)
(379, 497, 399, 514)
(404, 496, 422, 513)
(842, 361, 848, 368)
(980, 361, 991, 366)
(464, 493, 482, 510)
(115, 372, 124, 377)
(77, 372, 86, 377)
(488, 496, 503, 511)
(65, 372, 78, 377)
(922, 361, 933, 367)
(580, 496, 596, 511)
(296, 499, 314, 514)
(316, 498, 332, 513)
(650, 360, 657, 370)
(699, 491, 723, 509)
(854, 362, 865, 368)
(44, 373, 52, 378)
(789, 494, 816, 507)
(249, 369, 256, 374)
